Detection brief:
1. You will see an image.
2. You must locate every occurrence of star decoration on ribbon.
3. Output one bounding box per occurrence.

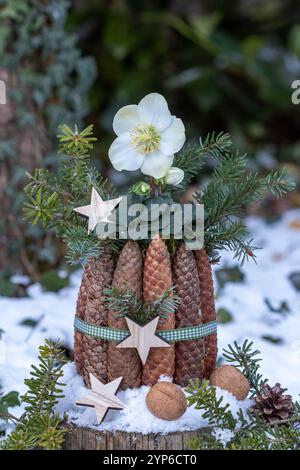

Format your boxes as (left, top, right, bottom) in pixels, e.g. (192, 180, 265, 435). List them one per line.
(116, 316, 171, 365)
(76, 374, 124, 424)
(74, 187, 123, 234)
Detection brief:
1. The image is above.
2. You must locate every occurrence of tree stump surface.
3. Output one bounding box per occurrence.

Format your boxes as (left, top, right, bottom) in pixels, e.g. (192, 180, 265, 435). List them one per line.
(63, 424, 209, 450)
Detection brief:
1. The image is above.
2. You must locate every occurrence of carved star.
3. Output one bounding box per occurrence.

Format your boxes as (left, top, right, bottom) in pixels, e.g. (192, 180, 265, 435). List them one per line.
(117, 316, 171, 365)
(76, 374, 124, 424)
(74, 187, 123, 234)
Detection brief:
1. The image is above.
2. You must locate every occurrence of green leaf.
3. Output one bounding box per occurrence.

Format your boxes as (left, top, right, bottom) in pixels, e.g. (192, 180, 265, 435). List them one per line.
(0, 277, 19, 297)
(40, 270, 69, 292)
(1, 391, 20, 408)
(217, 307, 233, 324)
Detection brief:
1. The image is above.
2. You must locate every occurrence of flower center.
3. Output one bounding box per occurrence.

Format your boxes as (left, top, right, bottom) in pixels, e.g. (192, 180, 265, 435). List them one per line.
(131, 125, 160, 154)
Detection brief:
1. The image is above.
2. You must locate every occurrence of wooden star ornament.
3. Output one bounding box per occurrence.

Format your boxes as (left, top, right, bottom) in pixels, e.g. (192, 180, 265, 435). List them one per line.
(116, 316, 171, 365)
(74, 187, 123, 234)
(76, 374, 124, 424)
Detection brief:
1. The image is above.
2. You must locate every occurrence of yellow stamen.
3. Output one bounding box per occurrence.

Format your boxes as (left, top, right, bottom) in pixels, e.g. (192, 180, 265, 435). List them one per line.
(131, 125, 160, 154)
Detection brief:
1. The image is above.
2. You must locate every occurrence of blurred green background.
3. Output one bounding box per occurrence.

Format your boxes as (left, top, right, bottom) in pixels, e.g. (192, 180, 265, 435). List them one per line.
(73, 0, 300, 170)
(1, 0, 300, 285)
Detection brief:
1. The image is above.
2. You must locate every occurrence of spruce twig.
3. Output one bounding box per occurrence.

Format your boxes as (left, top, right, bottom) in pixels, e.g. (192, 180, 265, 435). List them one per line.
(105, 286, 180, 324)
(223, 340, 268, 396)
(1, 339, 67, 450)
(24, 124, 121, 265)
(185, 340, 300, 450)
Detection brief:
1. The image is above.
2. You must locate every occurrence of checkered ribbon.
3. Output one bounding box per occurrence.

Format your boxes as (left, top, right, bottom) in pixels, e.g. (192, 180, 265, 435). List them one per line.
(74, 315, 217, 343)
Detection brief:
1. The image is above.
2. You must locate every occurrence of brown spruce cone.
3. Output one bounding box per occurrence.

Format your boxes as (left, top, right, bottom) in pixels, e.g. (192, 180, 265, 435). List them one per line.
(142, 235, 175, 386)
(108, 241, 143, 390)
(252, 383, 294, 424)
(83, 248, 115, 388)
(74, 264, 89, 376)
(194, 249, 217, 379)
(173, 244, 205, 387)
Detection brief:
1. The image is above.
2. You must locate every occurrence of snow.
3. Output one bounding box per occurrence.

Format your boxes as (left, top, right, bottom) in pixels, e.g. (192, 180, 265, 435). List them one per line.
(1, 209, 300, 434)
(54, 362, 252, 434)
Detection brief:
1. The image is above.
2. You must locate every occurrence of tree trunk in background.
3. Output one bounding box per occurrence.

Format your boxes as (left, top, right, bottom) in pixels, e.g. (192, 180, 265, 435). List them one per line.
(0, 68, 51, 277)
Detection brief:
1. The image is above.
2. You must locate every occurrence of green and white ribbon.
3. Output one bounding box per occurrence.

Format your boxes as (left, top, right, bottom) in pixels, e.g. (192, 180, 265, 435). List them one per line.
(74, 315, 217, 343)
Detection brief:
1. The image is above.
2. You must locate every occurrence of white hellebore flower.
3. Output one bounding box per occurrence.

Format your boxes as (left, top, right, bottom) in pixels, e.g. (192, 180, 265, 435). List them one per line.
(164, 167, 184, 186)
(108, 93, 186, 179)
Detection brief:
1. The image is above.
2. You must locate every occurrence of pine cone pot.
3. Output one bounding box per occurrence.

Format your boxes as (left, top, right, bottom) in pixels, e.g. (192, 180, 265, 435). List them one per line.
(74, 264, 89, 376)
(74, 241, 218, 389)
(252, 383, 294, 424)
(142, 235, 175, 386)
(194, 249, 217, 379)
(108, 241, 143, 390)
(173, 244, 205, 387)
(83, 248, 115, 388)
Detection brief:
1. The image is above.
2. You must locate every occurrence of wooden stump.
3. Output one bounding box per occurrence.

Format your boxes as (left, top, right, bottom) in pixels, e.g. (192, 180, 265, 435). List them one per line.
(63, 424, 209, 450)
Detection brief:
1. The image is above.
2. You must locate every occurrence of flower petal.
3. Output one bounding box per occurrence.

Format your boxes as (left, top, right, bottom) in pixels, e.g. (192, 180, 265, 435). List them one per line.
(159, 117, 186, 154)
(140, 150, 174, 178)
(108, 133, 144, 171)
(138, 93, 172, 131)
(113, 105, 142, 136)
(165, 167, 185, 185)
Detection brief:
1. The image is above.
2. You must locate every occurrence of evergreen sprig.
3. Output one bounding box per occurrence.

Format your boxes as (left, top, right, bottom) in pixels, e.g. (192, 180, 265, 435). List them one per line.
(186, 379, 237, 430)
(193, 149, 294, 263)
(104, 286, 179, 324)
(223, 339, 268, 396)
(1, 339, 67, 450)
(173, 132, 232, 189)
(21, 339, 66, 416)
(24, 124, 121, 265)
(63, 225, 102, 266)
(57, 124, 97, 156)
(185, 340, 300, 450)
(24, 124, 294, 266)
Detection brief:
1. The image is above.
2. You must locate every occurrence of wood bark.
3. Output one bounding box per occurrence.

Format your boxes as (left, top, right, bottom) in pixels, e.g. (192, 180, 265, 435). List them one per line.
(63, 424, 209, 450)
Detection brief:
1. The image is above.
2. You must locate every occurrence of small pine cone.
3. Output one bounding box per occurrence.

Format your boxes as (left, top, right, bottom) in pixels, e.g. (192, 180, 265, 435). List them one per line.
(173, 244, 205, 387)
(142, 235, 175, 386)
(194, 249, 217, 379)
(74, 264, 89, 376)
(252, 383, 294, 424)
(83, 248, 115, 388)
(108, 241, 143, 390)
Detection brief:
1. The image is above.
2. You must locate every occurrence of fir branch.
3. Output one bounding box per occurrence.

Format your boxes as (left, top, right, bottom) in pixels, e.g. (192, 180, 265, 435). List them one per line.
(198, 132, 232, 159)
(173, 132, 232, 189)
(1, 339, 67, 450)
(21, 339, 66, 416)
(27, 413, 67, 450)
(104, 286, 179, 324)
(57, 124, 97, 156)
(63, 225, 102, 266)
(1, 425, 38, 450)
(23, 188, 60, 227)
(204, 220, 254, 265)
(185, 340, 300, 450)
(263, 169, 295, 198)
(173, 144, 206, 189)
(186, 379, 237, 430)
(24, 124, 118, 264)
(193, 150, 294, 263)
(223, 340, 268, 396)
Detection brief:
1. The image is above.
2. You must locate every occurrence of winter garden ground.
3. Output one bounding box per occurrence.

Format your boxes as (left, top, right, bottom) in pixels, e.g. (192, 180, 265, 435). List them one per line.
(1, 209, 300, 435)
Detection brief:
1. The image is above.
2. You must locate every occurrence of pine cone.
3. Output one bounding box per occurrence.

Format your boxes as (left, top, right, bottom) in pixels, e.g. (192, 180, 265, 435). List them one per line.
(252, 383, 294, 424)
(74, 264, 89, 376)
(142, 235, 175, 386)
(173, 244, 205, 387)
(194, 249, 217, 379)
(83, 248, 115, 388)
(108, 241, 143, 390)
